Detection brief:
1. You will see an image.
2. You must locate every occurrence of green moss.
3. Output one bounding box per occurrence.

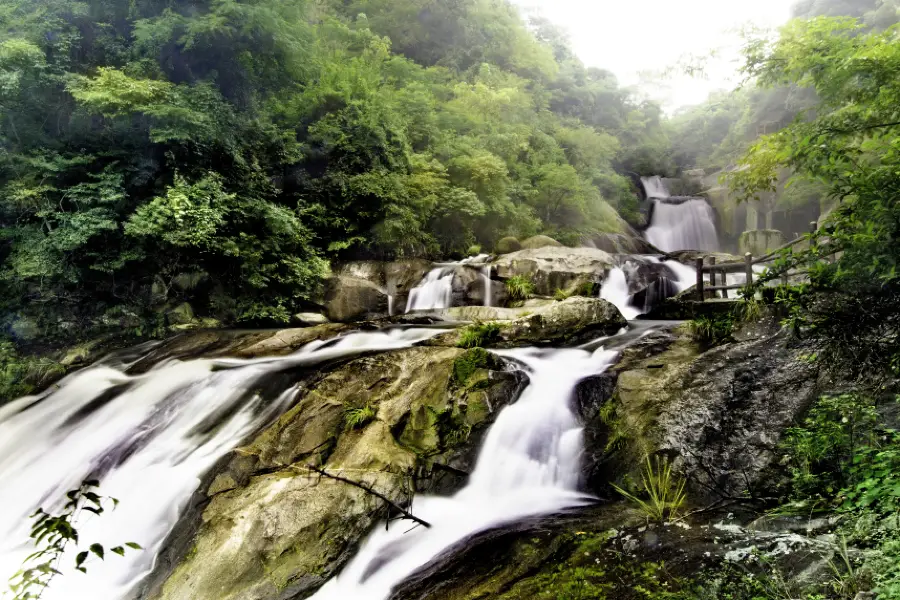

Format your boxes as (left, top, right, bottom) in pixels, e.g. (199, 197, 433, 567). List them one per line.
(453, 347, 494, 384)
(457, 322, 503, 349)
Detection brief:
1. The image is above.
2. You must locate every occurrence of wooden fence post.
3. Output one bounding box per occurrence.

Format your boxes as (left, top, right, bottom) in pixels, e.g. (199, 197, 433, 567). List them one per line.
(696, 257, 704, 301)
(745, 253, 753, 294)
(709, 257, 717, 297)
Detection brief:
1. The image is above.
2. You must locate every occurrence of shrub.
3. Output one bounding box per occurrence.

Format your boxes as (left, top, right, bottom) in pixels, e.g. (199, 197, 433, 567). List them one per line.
(686, 314, 734, 346)
(466, 244, 482, 256)
(613, 455, 687, 522)
(505, 275, 534, 303)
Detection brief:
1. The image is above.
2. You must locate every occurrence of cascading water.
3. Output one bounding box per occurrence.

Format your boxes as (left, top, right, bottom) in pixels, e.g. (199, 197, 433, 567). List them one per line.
(0, 328, 447, 600)
(405, 268, 454, 312)
(309, 346, 618, 600)
(599, 257, 697, 320)
(641, 176, 719, 253)
(481, 265, 492, 308)
(600, 267, 639, 320)
(405, 255, 492, 313)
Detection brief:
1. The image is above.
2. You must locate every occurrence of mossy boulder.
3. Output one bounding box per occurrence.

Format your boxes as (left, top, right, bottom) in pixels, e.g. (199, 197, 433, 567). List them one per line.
(428, 298, 626, 349)
(519, 235, 563, 250)
(392, 505, 846, 600)
(495, 236, 522, 254)
(491, 247, 614, 297)
(145, 346, 527, 600)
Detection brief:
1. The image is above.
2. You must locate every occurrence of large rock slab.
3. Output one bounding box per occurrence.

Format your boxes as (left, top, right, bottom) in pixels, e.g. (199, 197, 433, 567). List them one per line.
(144, 346, 528, 600)
(491, 247, 615, 296)
(391, 506, 843, 600)
(577, 321, 822, 501)
(427, 298, 626, 349)
(323, 275, 389, 322)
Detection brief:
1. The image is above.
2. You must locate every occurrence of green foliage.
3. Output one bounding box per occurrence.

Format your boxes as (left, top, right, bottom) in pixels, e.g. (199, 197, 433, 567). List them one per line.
(0, 0, 669, 354)
(457, 322, 503, 349)
(613, 455, 687, 523)
(7, 481, 141, 599)
(505, 275, 534, 303)
(686, 314, 734, 346)
(0, 342, 64, 404)
(344, 404, 377, 430)
(780, 394, 885, 511)
(730, 16, 900, 374)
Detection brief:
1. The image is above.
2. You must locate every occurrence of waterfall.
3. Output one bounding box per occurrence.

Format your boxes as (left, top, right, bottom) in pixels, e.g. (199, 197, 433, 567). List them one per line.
(0, 328, 447, 600)
(309, 346, 618, 600)
(641, 175, 670, 199)
(405, 255, 491, 313)
(641, 176, 719, 252)
(481, 265, 492, 308)
(599, 268, 640, 320)
(599, 258, 698, 320)
(405, 268, 454, 312)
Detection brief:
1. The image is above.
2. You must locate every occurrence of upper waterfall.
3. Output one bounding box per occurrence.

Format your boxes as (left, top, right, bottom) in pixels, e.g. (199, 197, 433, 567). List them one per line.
(641, 176, 719, 252)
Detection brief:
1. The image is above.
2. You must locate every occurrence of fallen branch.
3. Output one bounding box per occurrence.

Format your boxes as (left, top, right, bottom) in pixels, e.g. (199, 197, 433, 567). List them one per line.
(302, 464, 431, 528)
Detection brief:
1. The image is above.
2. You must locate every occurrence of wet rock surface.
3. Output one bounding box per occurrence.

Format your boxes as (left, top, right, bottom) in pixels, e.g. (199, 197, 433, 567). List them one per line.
(142, 346, 528, 600)
(576, 320, 822, 502)
(426, 297, 627, 349)
(390, 505, 843, 600)
(490, 247, 615, 296)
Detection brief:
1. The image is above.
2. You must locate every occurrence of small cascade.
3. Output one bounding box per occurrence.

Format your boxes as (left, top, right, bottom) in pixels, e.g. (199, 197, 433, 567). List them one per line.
(600, 267, 640, 320)
(309, 346, 618, 600)
(0, 328, 448, 600)
(641, 176, 719, 252)
(481, 265, 492, 308)
(599, 257, 698, 319)
(405, 268, 454, 312)
(405, 255, 491, 313)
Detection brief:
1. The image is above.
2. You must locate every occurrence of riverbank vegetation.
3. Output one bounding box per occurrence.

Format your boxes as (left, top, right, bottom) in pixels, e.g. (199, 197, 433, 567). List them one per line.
(0, 0, 673, 347)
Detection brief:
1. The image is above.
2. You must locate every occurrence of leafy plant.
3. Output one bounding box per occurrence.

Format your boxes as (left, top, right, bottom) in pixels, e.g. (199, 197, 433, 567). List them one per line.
(613, 455, 687, 522)
(7, 481, 141, 599)
(457, 322, 503, 349)
(686, 314, 734, 346)
(344, 404, 377, 430)
(505, 276, 535, 303)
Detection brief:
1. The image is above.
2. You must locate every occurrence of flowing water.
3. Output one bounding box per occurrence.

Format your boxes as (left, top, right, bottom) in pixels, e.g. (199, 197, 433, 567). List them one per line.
(599, 257, 696, 320)
(405, 255, 492, 313)
(0, 328, 447, 600)
(405, 268, 455, 312)
(308, 345, 619, 600)
(641, 176, 719, 253)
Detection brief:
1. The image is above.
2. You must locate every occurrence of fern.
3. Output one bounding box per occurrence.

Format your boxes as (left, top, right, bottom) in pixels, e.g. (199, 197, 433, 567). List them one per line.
(344, 404, 376, 430)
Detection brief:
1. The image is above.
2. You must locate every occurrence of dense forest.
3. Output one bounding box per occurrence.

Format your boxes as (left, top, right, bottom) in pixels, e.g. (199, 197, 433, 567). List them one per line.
(3, 0, 900, 376)
(0, 0, 673, 345)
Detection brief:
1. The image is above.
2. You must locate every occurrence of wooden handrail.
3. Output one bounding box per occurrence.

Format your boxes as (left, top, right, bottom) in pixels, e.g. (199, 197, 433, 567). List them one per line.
(692, 222, 844, 302)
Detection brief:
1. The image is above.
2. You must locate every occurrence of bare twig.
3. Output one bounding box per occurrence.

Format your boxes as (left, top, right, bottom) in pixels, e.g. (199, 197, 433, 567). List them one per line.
(301, 464, 431, 528)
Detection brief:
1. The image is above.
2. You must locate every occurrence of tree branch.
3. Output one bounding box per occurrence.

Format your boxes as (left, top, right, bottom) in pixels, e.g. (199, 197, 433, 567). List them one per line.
(301, 464, 432, 528)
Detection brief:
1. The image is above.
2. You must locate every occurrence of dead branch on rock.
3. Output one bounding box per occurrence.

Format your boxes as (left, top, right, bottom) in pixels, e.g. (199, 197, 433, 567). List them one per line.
(301, 464, 431, 528)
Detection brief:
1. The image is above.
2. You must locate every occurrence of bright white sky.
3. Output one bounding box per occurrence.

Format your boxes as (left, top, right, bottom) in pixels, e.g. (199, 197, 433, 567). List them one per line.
(513, 0, 794, 109)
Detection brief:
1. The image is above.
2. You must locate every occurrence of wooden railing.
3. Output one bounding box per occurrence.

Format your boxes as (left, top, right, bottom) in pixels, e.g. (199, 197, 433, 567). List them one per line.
(694, 222, 827, 301)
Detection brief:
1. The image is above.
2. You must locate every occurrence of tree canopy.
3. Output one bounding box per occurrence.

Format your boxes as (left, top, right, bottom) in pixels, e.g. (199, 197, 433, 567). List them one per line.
(0, 0, 669, 339)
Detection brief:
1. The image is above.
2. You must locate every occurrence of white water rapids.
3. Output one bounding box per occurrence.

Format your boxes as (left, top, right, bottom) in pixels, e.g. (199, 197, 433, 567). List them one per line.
(0, 328, 446, 600)
(309, 346, 618, 600)
(0, 323, 623, 600)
